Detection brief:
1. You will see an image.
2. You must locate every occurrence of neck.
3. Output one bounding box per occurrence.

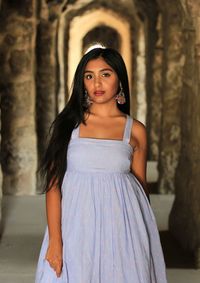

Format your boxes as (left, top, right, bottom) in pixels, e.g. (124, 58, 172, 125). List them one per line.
(88, 103, 121, 118)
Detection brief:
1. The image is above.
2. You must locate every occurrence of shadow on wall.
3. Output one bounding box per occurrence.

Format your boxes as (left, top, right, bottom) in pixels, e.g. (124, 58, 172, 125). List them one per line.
(160, 231, 194, 269)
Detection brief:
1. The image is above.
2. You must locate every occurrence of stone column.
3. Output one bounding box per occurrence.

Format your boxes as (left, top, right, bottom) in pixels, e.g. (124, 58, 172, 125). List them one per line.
(169, 0, 200, 267)
(134, 0, 161, 160)
(148, 14, 163, 161)
(0, 0, 2, 233)
(136, 25, 147, 126)
(157, 6, 185, 194)
(0, 107, 2, 232)
(0, 0, 37, 194)
(36, 2, 64, 190)
(36, 20, 58, 166)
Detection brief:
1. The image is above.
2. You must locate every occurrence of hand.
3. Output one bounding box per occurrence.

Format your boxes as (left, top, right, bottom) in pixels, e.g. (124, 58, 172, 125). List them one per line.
(45, 239, 63, 277)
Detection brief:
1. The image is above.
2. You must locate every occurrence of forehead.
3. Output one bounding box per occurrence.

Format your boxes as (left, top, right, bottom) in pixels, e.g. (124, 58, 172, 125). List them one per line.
(84, 57, 114, 71)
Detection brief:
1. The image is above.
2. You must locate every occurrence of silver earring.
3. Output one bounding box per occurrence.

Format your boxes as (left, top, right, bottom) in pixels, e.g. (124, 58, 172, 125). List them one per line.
(116, 82, 126, 104)
(84, 89, 92, 107)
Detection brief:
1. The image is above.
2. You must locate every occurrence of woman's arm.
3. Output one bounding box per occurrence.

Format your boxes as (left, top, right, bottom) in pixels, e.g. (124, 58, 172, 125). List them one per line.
(45, 184, 63, 277)
(130, 120, 149, 199)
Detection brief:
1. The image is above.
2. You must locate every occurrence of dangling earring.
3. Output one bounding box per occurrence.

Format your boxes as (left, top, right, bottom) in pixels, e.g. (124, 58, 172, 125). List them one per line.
(116, 82, 126, 105)
(84, 89, 92, 108)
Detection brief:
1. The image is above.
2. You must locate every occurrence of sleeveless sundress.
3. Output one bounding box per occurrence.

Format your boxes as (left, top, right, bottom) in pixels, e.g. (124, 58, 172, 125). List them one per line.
(35, 115, 168, 283)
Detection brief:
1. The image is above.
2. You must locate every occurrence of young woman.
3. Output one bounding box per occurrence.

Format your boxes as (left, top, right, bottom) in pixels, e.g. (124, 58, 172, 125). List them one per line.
(35, 47, 168, 283)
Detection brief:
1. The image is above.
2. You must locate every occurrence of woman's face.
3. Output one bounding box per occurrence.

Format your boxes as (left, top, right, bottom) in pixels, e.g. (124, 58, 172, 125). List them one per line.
(83, 57, 119, 105)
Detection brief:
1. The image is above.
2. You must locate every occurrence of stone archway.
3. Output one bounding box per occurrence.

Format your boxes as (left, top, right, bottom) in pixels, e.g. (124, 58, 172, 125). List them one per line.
(82, 25, 121, 53)
(67, 8, 132, 94)
(57, 4, 148, 125)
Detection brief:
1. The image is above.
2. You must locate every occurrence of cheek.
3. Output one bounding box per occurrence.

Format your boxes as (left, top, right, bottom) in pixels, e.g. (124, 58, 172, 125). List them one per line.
(110, 80, 119, 93)
(84, 80, 91, 90)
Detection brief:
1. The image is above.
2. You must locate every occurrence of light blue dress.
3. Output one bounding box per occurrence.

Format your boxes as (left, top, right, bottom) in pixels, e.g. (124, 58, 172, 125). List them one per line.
(35, 115, 168, 283)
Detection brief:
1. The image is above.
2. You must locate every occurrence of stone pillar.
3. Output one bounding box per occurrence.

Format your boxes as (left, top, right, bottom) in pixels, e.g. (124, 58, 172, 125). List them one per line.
(0, 0, 37, 194)
(169, 0, 200, 267)
(36, 21, 58, 166)
(135, 0, 160, 160)
(136, 25, 147, 126)
(36, 1, 62, 185)
(0, 0, 2, 233)
(157, 6, 185, 194)
(148, 14, 163, 161)
(0, 108, 2, 233)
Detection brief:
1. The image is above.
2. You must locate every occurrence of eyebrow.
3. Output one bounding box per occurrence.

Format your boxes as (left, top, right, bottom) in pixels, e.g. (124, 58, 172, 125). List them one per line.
(84, 68, 114, 73)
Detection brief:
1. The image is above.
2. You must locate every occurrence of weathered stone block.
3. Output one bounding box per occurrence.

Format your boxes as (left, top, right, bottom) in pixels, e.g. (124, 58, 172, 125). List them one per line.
(4, 34, 16, 46)
(9, 50, 31, 75)
(1, 81, 34, 118)
(0, 109, 2, 234)
(5, 0, 35, 18)
(0, 0, 37, 195)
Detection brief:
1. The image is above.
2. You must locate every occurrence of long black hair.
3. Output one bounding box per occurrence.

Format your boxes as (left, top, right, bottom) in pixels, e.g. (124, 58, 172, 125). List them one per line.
(40, 47, 131, 192)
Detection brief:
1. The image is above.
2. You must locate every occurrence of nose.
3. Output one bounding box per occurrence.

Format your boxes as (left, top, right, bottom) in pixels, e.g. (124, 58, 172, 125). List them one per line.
(94, 75, 102, 87)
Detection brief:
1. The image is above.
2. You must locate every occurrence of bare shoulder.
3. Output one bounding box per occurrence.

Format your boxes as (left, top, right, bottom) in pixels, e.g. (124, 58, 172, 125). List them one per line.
(130, 118, 147, 149)
(132, 118, 147, 137)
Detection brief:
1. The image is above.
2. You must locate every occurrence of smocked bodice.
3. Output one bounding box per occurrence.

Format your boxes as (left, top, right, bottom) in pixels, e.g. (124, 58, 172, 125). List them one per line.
(67, 115, 133, 174)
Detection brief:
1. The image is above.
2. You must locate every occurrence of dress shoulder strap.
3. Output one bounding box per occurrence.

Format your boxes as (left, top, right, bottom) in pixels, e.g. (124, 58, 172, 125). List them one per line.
(123, 115, 133, 143)
(71, 125, 79, 139)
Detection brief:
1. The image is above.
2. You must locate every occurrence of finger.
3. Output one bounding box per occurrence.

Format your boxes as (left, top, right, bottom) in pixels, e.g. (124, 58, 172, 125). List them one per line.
(56, 268, 62, 277)
(48, 259, 56, 269)
(56, 262, 63, 277)
(45, 249, 50, 261)
(46, 258, 52, 267)
(49, 261, 55, 269)
(45, 254, 52, 264)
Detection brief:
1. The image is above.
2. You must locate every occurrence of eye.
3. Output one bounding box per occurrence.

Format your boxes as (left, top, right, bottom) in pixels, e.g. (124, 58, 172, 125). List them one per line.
(102, 72, 111, 77)
(84, 73, 93, 80)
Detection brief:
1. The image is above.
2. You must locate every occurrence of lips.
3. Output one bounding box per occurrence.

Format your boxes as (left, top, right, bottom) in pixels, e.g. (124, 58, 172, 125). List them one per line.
(94, 91, 105, 96)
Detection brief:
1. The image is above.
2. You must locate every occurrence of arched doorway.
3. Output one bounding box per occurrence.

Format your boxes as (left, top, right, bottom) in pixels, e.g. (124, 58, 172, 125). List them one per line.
(67, 8, 132, 94)
(82, 25, 121, 53)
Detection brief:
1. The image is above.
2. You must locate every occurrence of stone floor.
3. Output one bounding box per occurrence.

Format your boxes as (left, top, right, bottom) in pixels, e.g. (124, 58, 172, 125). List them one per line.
(0, 194, 200, 283)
